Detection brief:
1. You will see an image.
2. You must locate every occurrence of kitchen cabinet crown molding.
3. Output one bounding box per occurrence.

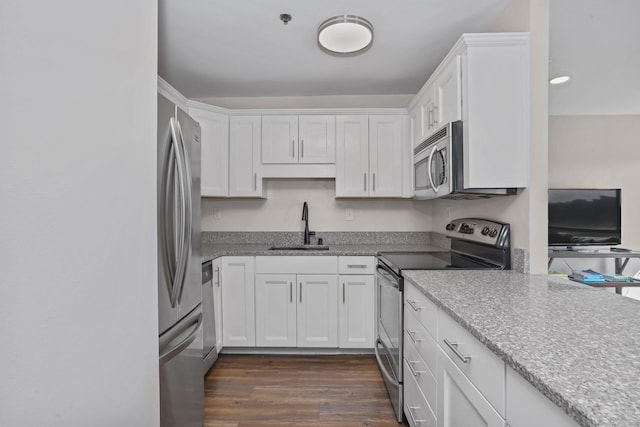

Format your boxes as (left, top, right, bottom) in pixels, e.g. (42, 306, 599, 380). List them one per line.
(158, 76, 189, 112)
(187, 99, 408, 117)
(407, 32, 530, 111)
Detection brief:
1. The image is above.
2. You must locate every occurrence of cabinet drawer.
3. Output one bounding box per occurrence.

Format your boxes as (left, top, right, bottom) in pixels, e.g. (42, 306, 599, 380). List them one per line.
(405, 283, 438, 340)
(438, 311, 505, 417)
(404, 335, 437, 410)
(404, 309, 438, 377)
(338, 256, 375, 274)
(255, 256, 338, 274)
(404, 359, 437, 427)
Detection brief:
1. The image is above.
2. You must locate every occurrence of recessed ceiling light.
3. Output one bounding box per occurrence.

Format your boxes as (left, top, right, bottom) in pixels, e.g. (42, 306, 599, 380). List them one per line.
(318, 15, 373, 55)
(549, 75, 571, 85)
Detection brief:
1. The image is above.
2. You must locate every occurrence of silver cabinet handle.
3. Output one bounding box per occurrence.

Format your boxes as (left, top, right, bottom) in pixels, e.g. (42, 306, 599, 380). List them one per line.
(254, 173, 257, 191)
(433, 105, 439, 125)
(342, 283, 346, 304)
(290, 282, 293, 303)
(299, 282, 302, 303)
(373, 173, 376, 192)
(364, 173, 367, 192)
(291, 139, 295, 158)
(406, 300, 422, 311)
(444, 338, 471, 364)
(214, 267, 220, 288)
(347, 264, 367, 268)
(407, 360, 426, 377)
(407, 329, 423, 344)
(301, 139, 304, 158)
(406, 405, 426, 425)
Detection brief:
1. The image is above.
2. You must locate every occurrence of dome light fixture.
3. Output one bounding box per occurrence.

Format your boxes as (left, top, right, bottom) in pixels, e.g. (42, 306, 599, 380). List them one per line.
(549, 75, 571, 85)
(318, 15, 374, 55)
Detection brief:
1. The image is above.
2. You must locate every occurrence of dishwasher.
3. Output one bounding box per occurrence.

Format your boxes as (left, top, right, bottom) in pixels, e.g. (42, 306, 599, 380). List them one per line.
(202, 261, 218, 374)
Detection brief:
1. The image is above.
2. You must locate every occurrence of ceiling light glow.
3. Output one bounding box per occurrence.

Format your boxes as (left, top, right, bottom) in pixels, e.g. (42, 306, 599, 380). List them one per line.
(550, 75, 571, 85)
(318, 15, 373, 55)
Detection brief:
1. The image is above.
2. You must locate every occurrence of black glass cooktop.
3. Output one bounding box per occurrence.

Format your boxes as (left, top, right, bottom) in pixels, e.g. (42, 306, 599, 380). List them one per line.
(378, 251, 500, 276)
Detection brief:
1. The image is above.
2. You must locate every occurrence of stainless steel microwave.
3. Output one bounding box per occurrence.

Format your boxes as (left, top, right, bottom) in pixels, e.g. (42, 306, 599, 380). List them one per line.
(413, 121, 517, 200)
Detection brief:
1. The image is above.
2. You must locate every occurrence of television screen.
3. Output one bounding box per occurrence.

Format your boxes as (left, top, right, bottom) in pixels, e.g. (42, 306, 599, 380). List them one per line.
(548, 189, 621, 247)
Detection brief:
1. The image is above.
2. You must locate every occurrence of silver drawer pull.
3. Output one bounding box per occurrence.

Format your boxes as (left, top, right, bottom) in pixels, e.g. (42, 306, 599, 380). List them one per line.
(443, 338, 471, 364)
(406, 405, 427, 425)
(406, 299, 422, 311)
(406, 329, 423, 344)
(407, 360, 426, 377)
(347, 264, 367, 268)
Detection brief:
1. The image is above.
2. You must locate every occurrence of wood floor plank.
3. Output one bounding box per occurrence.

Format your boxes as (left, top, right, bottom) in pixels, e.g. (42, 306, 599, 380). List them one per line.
(204, 354, 406, 426)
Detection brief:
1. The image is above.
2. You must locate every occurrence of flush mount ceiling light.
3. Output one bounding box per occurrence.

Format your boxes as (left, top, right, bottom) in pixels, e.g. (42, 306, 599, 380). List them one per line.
(317, 15, 374, 55)
(550, 75, 571, 85)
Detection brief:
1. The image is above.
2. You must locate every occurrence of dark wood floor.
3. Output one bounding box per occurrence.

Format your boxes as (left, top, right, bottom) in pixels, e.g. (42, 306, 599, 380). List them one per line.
(204, 354, 405, 427)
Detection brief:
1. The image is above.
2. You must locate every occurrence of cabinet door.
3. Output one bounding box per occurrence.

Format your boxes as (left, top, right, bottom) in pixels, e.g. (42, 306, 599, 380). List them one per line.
(212, 258, 223, 352)
(434, 56, 461, 128)
(338, 275, 374, 348)
(437, 348, 504, 427)
(262, 115, 298, 164)
(336, 115, 369, 197)
(369, 115, 403, 197)
(229, 116, 262, 197)
(297, 274, 338, 347)
(190, 107, 229, 197)
(298, 115, 336, 164)
(420, 85, 436, 139)
(409, 104, 421, 148)
(255, 274, 297, 347)
(221, 257, 255, 347)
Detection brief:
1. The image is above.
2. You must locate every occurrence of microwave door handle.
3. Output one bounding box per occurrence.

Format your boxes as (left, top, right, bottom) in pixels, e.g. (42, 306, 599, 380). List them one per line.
(427, 145, 440, 192)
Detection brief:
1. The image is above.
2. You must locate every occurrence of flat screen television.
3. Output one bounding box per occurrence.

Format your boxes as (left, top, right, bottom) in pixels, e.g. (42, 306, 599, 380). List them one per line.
(548, 188, 622, 247)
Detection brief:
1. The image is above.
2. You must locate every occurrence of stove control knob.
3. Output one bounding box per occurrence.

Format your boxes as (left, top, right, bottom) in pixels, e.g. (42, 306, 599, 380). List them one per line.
(481, 227, 490, 236)
(445, 223, 456, 231)
(489, 228, 499, 238)
(459, 223, 475, 234)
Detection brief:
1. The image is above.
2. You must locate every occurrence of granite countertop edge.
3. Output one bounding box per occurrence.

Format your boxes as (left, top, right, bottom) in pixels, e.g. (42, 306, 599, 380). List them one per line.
(403, 270, 640, 427)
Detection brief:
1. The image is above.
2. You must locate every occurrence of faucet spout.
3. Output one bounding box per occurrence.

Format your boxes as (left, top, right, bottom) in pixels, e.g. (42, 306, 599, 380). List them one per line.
(302, 202, 312, 245)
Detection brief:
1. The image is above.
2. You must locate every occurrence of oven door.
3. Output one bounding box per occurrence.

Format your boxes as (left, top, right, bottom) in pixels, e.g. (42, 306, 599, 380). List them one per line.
(375, 261, 404, 422)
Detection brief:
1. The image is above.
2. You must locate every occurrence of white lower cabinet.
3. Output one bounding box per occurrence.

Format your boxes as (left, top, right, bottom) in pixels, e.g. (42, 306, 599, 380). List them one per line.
(338, 274, 375, 348)
(505, 367, 580, 427)
(211, 258, 223, 352)
(404, 359, 437, 427)
(221, 256, 255, 347)
(297, 275, 338, 347)
(437, 347, 504, 427)
(255, 274, 297, 347)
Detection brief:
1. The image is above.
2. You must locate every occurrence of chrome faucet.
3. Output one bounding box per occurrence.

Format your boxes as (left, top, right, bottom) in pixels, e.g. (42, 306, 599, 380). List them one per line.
(301, 201, 315, 245)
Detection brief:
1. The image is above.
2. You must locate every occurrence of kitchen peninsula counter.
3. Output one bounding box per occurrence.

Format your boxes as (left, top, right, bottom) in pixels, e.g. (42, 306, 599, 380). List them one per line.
(404, 270, 640, 427)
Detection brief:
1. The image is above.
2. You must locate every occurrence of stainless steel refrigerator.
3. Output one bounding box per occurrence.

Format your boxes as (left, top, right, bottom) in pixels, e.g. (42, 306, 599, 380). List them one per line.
(157, 93, 203, 427)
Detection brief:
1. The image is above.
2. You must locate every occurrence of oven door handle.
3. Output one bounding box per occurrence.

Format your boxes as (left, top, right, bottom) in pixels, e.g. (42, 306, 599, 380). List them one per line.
(376, 265, 400, 289)
(374, 338, 400, 387)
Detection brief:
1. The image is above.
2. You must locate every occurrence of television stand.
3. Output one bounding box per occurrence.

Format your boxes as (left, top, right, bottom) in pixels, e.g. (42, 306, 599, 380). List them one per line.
(548, 248, 640, 294)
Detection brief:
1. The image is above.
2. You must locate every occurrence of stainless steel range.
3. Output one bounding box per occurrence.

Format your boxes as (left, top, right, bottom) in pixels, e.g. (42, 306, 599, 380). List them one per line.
(374, 218, 511, 422)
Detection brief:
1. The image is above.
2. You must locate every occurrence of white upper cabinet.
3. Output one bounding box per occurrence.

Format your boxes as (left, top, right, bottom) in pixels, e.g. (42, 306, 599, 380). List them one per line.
(336, 115, 409, 198)
(434, 56, 462, 130)
(336, 115, 370, 197)
(229, 116, 264, 197)
(369, 115, 404, 197)
(261, 115, 299, 164)
(189, 107, 229, 197)
(262, 115, 335, 164)
(298, 115, 336, 164)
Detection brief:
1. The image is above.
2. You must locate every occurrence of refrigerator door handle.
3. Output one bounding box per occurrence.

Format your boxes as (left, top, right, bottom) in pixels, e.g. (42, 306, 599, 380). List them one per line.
(168, 117, 188, 307)
(175, 120, 193, 305)
(159, 307, 203, 366)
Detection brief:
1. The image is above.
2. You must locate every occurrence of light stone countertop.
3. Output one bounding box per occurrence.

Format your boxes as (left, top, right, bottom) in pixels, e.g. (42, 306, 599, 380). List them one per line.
(201, 243, 445, 263)
(403, 270, 640, 427)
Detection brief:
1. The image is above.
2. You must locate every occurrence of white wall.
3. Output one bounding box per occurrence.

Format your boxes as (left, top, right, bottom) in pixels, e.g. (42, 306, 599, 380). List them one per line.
(203, 179, 432, 232)
(0, 1, 159, 426)
(548, 115, 640, 299)
(431, 0, 550, 273)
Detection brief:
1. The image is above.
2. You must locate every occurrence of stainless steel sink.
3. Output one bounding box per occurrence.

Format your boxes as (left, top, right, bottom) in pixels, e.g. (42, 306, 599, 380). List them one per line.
(268, 245, 330, 251)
